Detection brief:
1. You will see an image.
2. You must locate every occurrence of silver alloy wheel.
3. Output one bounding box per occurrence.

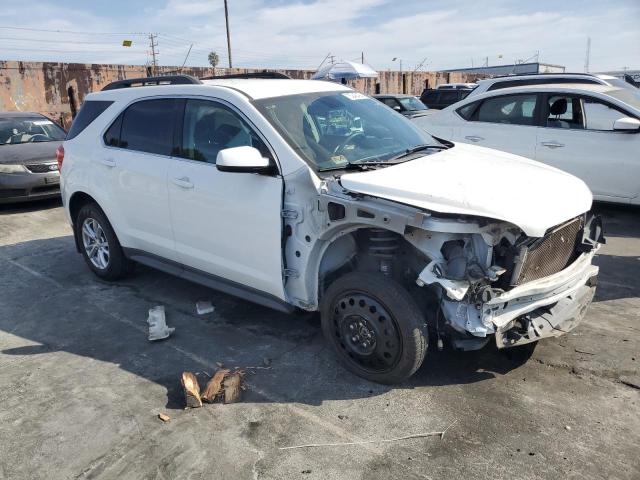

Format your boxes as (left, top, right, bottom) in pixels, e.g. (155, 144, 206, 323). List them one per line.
(81, 217, 110, 270)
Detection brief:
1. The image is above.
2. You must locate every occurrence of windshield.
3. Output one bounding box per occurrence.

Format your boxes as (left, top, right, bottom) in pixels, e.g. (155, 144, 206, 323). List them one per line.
(607, 87, 640, 110)
(606, 77, 640, 94)
(398, 96, 428, 111)
(254, 91, 441, 171)
(0, 117, 66, 145)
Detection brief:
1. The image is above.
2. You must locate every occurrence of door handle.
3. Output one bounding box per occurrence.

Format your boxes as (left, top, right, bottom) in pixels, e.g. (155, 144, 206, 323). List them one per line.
(99, 158, 116, 167)
(464, 135, 484, 142)
(171, 177, 194, 189)
(540, 141, 565, 149)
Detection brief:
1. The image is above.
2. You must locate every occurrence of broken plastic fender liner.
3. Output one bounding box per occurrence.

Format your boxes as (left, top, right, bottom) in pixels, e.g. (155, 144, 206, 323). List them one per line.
(181, 371, 203, 408)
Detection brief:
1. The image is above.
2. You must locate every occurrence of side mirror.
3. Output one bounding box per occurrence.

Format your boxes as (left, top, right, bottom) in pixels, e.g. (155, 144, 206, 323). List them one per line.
(393, 106, 402, 111)
(613, 117, 640, 132)
(216, 146, 274, 174)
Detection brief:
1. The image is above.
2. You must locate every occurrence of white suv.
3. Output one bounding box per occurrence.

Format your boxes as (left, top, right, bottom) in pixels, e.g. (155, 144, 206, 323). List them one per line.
(469, 73, 637, 97)
(60, 75, 603, 384)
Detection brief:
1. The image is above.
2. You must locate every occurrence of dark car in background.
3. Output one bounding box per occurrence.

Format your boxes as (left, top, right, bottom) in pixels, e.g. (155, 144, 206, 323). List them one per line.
(420, 85, 475, 109)
(0, 112, 65, 203)
(373, 94, 430, 118)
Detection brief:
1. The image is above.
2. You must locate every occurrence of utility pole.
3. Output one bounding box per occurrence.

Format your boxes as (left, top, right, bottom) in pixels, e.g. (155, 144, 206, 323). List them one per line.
(584, 37, 591, 73)
(361, 52, 364, 64)
(149, 33, 159, 75)
(180, 44, 193, 72)
(224, 0, 232, 68)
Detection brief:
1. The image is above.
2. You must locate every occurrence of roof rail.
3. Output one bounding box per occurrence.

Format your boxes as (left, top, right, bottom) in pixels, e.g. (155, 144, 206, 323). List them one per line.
(102, 75, 202, 91)
(201, 71, 292, 80)
(488, 72, 597, 80)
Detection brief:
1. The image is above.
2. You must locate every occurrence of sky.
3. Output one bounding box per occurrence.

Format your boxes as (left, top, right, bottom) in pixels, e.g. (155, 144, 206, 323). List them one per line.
(1, 0, 638, 72)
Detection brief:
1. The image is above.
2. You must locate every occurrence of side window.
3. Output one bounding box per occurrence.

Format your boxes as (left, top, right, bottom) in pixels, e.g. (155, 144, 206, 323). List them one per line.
(180, 99, 269, 164)
(475, 94, 538, 126)
(119, 99, 180, 155)
(456, 101, 480, 120)
(103, 113, 122, 147)
(545, 95, 585, 129)
(438, 91, 459, 104)
(67, 100, 113, 140)
(382, 98, 400, 109)
(582, 98, 629, 131)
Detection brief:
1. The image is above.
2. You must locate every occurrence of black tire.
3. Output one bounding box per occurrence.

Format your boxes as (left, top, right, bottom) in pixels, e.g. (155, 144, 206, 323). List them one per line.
(75, 202, 131, 281)
(321, 272, 428, 384)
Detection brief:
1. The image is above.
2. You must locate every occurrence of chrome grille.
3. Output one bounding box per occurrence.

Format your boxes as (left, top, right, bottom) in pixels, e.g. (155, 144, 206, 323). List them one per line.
(511, 216, 584, 285)
(25, 163, 58, 173)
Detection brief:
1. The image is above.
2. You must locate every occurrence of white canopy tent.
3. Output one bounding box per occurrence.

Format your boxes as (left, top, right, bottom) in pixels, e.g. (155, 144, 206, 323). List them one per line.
(311, 61, 378, 81)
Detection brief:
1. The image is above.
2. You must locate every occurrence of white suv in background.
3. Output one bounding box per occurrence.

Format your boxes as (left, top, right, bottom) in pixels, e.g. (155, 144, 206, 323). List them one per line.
(60, 75, 603, 384)
(469, 72, 639, 97)
(413, 83, 640, 204)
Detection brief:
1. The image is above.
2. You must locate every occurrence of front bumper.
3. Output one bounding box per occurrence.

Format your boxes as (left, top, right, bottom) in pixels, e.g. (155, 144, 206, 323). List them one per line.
(438, 250, 599, 349)
(0, 172, 60, 204)
(495, 280, 596, 348)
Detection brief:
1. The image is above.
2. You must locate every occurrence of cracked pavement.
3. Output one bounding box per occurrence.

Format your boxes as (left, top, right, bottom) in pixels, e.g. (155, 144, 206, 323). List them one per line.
(0, 199, 638, 479)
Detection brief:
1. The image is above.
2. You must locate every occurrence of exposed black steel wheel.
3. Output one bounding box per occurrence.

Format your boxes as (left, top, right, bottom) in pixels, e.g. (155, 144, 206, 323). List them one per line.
(321, 272, 428, 384)
(75, 202, 132, 281)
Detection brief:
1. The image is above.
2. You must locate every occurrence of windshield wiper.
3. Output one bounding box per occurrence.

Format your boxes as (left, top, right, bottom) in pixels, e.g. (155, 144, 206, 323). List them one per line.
(317, 162, 380, 172)
(386, 144, 448, 162)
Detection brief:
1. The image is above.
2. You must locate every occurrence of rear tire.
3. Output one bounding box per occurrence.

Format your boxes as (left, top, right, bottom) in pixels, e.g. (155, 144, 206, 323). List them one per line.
(75, 203, 131, 281)
(320, 272, 428, 384)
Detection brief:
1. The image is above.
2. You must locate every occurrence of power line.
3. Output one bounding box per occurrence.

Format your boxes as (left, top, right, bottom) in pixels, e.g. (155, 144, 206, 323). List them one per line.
(0, 25, 148, 36)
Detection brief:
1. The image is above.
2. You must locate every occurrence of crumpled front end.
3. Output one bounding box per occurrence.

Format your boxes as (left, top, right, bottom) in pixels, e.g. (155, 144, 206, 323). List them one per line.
(409, 213, 603, 350)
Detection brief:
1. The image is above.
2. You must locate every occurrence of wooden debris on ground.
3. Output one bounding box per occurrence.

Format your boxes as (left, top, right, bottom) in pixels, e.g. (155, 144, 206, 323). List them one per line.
(180, 368, 245, 408)
(181, 371, 203, 408)
(201, 369, 230, 403)
(223, 371, 243, 404)
(158, 413, 171, 422)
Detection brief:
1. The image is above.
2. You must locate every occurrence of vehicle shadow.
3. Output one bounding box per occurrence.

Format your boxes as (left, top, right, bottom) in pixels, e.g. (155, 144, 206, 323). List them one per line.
(0, 235, 536, 410)
(592, 202, 640, 239)
(590, 202, 640, 302)
(0, 197, 62, 215)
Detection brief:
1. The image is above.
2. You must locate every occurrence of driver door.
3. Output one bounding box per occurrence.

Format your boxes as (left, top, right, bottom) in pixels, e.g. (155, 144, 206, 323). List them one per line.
(168, 98, 285, 299)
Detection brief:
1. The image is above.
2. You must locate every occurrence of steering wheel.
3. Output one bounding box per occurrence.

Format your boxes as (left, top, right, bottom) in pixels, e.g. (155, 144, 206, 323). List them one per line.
(333, 132, 366, 155)
(27, 134, 49, 143)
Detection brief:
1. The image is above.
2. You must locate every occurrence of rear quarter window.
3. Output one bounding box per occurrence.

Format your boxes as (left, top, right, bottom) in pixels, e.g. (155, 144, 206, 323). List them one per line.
(66, 100, 114, 140)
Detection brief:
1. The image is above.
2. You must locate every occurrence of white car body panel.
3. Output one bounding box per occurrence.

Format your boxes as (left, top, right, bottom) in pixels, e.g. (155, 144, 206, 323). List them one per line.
(167, 159, 285, 298)
(339, 142, 592, 237)
(414, 84, 640, 204)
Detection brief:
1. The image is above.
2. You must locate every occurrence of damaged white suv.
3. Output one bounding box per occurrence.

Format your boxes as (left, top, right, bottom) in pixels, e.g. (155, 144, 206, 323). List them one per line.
(60, 75, 604, 384)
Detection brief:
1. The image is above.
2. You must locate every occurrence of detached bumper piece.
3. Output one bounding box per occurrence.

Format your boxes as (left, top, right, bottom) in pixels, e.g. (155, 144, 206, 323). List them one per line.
(496, 278, 597, 349)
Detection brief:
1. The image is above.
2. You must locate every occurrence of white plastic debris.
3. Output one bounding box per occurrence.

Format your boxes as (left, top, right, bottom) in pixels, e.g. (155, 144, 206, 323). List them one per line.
(147, 306, 174, 341)
(196, 301, 215, 315)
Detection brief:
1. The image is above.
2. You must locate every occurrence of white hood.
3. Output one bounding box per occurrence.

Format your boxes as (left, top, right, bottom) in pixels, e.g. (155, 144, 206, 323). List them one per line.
(339, 143, 592, 237)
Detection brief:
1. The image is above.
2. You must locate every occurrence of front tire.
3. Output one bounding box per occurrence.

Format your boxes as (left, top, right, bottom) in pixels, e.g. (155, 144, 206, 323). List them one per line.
(321, 272, 428, 384)
(75, 203, 131, 281)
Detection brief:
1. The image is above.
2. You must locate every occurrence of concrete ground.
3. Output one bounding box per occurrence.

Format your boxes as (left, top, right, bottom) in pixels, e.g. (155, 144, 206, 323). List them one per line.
(0, 199, 638, 480)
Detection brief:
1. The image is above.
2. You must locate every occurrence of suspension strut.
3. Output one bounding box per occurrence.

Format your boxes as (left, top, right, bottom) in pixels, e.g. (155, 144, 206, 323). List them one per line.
(367, 229, 400, 276)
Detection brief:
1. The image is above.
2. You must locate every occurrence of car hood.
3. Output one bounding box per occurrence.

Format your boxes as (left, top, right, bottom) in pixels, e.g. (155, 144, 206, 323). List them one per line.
(339, 143, 593, 237)
(0, 141, 61, 164)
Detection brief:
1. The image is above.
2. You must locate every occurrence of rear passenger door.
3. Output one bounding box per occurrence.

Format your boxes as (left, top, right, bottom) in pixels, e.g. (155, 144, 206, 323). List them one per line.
(101, 98, 180, 261)
(167, 98, 285, 299)
(452, 93, 540, 159)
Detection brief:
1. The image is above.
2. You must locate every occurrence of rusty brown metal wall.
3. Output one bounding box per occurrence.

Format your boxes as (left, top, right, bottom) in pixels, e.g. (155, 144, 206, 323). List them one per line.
(0, 61, 485, 128)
